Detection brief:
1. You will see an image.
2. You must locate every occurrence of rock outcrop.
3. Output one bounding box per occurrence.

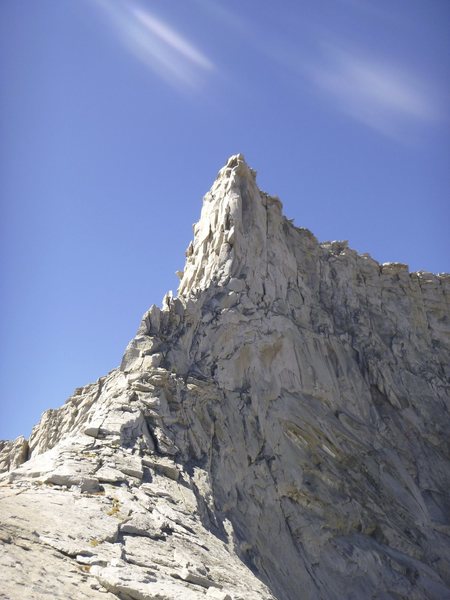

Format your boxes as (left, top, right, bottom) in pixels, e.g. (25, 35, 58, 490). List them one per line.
(1, 154, 449, 600)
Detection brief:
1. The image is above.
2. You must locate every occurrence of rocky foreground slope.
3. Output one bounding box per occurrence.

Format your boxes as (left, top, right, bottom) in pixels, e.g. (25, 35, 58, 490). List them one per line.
(1, 155, 449, 600)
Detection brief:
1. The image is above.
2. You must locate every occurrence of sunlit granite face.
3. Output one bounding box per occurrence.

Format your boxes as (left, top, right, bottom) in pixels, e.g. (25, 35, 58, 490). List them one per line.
(1, 155, 449, 600)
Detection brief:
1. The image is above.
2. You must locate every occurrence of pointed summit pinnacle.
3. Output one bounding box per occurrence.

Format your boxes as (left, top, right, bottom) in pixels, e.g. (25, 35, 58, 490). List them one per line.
(218, 153, 257, 179)
(177, 154, 284, 300)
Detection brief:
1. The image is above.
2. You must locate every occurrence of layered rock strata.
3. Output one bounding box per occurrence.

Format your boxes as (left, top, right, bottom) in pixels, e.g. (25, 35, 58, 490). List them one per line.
(1, 155, 449, 600)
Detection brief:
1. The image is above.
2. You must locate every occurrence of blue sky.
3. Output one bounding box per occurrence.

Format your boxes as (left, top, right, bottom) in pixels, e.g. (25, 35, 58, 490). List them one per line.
(1, 0, 449, 440)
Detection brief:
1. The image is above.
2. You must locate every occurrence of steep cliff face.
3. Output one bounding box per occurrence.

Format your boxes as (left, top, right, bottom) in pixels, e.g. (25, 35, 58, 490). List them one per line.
(1, 155, 449, 600)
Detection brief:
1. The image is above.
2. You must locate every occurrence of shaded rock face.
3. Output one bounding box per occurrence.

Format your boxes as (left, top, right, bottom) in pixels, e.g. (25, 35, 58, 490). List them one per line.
(1, 155, 449, 600)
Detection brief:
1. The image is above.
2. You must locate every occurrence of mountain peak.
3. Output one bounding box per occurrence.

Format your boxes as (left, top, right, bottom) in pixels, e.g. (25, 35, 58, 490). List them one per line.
(1, 157, 449, 600)
(178, 154, 283, 299)
(218, 153, 256, 178)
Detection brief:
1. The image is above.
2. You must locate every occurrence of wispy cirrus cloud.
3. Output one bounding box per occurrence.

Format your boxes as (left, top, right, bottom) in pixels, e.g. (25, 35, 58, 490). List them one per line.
(94, 0, 214, 90)
(305, 45, 441, 140)
(191, 0, 443, 141)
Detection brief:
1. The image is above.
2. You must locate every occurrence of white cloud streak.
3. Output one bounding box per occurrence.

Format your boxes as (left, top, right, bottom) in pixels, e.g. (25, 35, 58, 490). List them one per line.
(94, 0, 214, 90)
(306, 45, 440, 140)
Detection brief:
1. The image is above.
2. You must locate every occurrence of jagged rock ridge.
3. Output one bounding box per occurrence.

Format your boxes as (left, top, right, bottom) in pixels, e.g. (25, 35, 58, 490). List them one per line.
(1, 154, 449, 600)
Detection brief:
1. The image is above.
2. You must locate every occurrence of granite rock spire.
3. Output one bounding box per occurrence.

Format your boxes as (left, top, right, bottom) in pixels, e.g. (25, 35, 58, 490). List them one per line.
(1, 156, 449, 600)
